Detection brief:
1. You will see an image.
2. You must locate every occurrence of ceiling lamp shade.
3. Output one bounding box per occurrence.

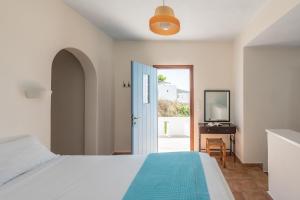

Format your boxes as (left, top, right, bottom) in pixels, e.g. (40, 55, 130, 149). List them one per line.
(149, 5, 180, 36)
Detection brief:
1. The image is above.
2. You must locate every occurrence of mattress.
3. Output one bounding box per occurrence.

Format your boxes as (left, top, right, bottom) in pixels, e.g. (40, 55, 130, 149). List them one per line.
(0, 153, 234, 200)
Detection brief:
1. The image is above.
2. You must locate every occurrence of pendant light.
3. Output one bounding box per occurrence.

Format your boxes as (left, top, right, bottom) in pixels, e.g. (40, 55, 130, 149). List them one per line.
(149, 0, 180, 35)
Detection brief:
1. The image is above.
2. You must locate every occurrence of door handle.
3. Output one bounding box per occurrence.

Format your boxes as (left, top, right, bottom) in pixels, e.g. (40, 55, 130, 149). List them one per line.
(131, 115, 141, 126)
(131, 114, 141, 120)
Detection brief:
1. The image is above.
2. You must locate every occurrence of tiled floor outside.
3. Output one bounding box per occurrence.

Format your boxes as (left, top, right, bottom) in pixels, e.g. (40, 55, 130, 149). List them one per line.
(158, 136, 190, 152)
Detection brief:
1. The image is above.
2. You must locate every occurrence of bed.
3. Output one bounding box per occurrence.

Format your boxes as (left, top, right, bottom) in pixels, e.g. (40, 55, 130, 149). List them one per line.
(0, 136, 234, 200)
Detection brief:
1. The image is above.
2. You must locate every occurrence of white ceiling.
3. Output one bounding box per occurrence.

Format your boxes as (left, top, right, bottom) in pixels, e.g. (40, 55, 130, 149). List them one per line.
(64, 0, 269, 41)
(249, 4, 300, 47)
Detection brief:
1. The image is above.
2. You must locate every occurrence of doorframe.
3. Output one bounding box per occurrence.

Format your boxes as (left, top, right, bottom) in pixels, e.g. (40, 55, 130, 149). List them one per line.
(153, 65, 194, 151)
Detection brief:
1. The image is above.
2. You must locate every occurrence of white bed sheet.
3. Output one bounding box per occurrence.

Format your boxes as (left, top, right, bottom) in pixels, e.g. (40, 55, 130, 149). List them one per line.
(0, 153, 234, 200)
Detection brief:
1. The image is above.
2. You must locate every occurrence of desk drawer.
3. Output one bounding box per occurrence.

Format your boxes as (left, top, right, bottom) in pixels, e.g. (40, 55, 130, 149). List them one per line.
(200, 126, 236, 134)
(223, 127, 236, 134)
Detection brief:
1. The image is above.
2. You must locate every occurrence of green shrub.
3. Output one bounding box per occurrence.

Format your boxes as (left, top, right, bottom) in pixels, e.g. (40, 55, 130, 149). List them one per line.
(158, 74, 167, 82)
(177, 104, 190, 117)
(158, 100, 190, 117)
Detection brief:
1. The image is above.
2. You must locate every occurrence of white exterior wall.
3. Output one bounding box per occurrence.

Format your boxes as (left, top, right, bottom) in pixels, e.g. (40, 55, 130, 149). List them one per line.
(158, 84, 177, 101)
(158, 117, 190, 137)
(177, 93, 189, 104)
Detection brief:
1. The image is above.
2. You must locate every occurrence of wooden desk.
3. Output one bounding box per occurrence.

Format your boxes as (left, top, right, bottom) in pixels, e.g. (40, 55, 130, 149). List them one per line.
(199, 123, 237, 161)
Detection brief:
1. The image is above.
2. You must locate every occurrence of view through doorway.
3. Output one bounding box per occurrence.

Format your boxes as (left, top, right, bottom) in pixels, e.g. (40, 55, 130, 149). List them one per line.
(155, 66, 194, 152)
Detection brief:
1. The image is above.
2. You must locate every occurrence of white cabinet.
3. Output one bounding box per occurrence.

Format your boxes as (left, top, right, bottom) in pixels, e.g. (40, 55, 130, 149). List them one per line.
(267, 129, 300, 200)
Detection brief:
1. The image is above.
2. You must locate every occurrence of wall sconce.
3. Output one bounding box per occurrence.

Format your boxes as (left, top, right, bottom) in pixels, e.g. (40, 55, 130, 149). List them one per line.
(25, 88, 52, 99)
(21, 81, 52, 99)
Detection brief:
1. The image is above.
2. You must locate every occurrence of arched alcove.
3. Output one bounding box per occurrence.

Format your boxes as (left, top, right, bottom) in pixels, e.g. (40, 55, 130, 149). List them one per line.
(51, 48, 98, 155)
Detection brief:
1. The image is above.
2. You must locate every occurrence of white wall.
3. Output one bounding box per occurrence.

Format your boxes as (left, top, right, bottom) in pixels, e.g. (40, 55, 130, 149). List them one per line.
(244, 47, 300, 170)
(3, 0, 299, 161)
(0, 0, 114, 154)
(233, 0, 300, 163)
(113, 41, 234, 153)
(233, 39, 245, 162)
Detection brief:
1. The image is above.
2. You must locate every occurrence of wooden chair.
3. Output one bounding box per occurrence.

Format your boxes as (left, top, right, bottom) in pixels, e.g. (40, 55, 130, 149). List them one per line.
(206, 138, 226, 168)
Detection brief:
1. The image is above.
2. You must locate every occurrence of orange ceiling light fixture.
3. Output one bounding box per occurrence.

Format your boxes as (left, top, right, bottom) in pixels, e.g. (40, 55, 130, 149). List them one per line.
(149, 0, 180, 36)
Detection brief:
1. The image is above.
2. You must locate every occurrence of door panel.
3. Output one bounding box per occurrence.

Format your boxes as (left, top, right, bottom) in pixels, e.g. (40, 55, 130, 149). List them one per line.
(131, 61, 157, 155)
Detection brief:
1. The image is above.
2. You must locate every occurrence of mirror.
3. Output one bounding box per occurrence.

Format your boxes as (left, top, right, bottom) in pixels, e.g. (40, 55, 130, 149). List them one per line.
(204, 90, 230, 122)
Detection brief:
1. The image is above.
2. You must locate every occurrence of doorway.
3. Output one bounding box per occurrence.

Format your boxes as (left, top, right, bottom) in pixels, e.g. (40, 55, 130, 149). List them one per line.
(155, 65, 194, 152)
(51, 50, 85, 155)
(131, 61, 158, 154)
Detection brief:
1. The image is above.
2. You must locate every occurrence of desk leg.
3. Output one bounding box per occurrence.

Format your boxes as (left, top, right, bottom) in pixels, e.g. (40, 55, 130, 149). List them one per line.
(233, 134, 236, 162)
(229, 134, 232, 156)
(199, 134, 201, 152)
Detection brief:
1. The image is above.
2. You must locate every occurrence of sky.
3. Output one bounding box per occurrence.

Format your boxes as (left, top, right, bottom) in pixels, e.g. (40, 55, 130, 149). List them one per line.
(157, 69, 190, 91)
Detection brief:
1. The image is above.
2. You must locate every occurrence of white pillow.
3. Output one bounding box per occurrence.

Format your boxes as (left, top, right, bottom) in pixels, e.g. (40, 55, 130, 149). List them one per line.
(0, 135, 57, 185)
(0, 135, 28, 144)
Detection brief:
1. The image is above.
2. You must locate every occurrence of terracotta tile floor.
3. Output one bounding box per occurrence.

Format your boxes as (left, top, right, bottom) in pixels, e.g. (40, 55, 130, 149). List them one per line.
(212, 154, 272, 200)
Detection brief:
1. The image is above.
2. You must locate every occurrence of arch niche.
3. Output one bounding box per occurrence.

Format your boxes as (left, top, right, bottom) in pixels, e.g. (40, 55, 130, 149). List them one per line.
(51, 48, 98, 155)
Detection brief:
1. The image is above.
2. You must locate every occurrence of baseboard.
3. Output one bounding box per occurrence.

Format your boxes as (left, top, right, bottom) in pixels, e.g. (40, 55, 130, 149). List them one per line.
(267, 191, 273, 199)
(200, 149, 236, 156)
(202, 150, 263, 169)
(200, 148, 233, 152)
(235, 155, 263, 169)
(112, 151, 132, 155)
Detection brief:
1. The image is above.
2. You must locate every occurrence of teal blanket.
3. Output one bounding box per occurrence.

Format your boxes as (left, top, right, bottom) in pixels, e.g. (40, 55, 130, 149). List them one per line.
(123, 152, 210, 200)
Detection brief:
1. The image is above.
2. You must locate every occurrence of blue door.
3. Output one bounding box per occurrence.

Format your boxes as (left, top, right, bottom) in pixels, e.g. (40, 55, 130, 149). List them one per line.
(131, 61, 158, 155)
